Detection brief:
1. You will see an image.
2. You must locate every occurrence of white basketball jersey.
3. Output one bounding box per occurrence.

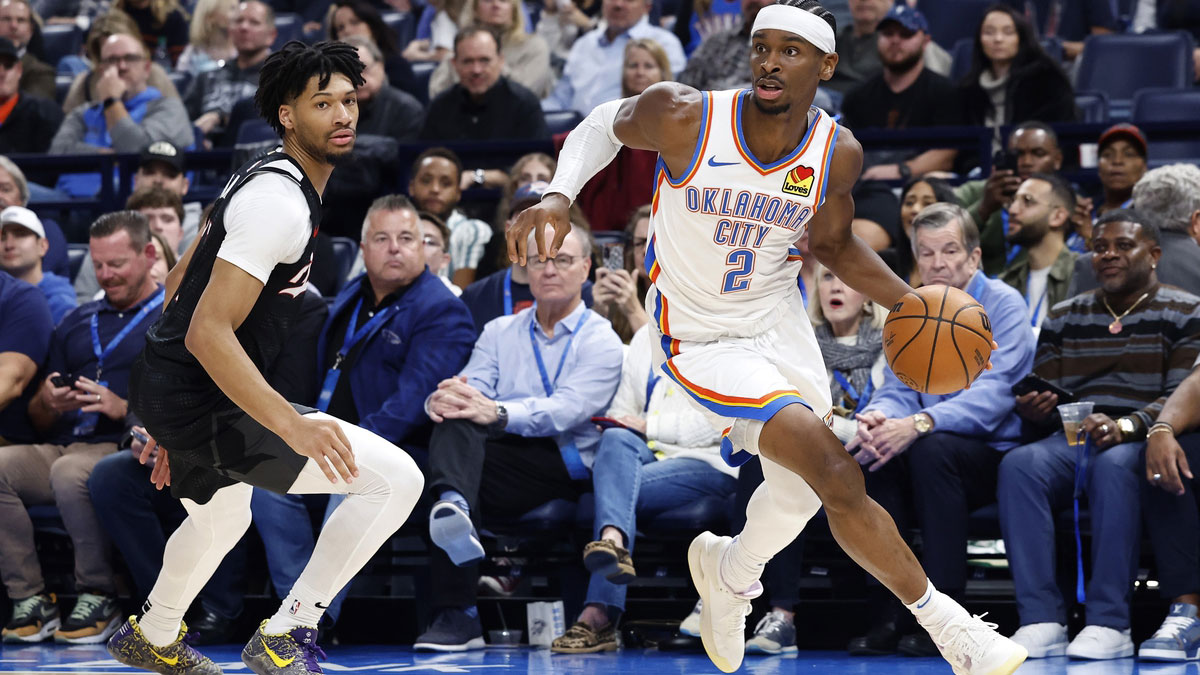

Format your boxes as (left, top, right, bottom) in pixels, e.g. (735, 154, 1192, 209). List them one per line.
(645, 88, 839, 342)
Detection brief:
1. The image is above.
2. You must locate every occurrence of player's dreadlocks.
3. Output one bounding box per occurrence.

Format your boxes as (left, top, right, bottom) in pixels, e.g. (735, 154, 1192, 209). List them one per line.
(255, 40, 367, 138)
(774, 0, 837, 35)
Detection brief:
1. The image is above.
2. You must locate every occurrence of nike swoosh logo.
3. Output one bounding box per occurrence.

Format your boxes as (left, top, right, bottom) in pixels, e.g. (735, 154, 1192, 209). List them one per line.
(261, 638, 295, 668)
(916, 593, 932, 609)
(314, 602, 328, 609)
(149, 648, 179, 666)
(707, 156, 738, 167)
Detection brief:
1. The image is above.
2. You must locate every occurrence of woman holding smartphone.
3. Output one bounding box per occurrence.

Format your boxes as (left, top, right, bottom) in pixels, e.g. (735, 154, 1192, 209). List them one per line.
(592, 206, 651, 343)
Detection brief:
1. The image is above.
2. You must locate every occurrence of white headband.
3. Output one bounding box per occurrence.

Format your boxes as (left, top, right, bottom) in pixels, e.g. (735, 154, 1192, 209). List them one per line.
(751, 4, 836, 54)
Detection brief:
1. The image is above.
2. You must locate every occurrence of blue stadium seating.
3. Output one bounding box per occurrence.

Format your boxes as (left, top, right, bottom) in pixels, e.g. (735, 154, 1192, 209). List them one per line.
(544, 110, 583, 136)
(327, 236, 358, 292)
(1074, 91, 1110, 123)
(1075, 31, 1195, 120)
(169, 70, 192, 96)
(1132, 87, 1200, 165)
(411, 61, 435, 105)
(41, 24, 82, 67)
(54, 74, 73, 105)
(236, 119, 277, 145)
(948, 37, 973, 84)
(381, 11, 418, 51)
(273, 13, 304, 50)
(917, 0, 994, 52)
(67, 243, 88, 282)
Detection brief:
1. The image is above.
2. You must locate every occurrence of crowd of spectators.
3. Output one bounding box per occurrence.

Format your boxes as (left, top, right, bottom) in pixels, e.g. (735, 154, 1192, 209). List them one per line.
(3, 0, 1200, 664)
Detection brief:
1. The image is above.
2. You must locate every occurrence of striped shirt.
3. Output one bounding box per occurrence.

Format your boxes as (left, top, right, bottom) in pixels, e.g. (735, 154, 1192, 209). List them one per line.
(1035, 284, 1200, 427)
(445, 209, 493, 279)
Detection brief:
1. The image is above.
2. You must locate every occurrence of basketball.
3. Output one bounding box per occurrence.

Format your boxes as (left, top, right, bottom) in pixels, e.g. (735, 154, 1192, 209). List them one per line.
(883, 285, 994, 395)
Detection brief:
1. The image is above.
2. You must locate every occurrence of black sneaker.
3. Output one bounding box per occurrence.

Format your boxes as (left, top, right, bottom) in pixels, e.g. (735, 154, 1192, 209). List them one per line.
(2, 593, 60, 643)
(898, 631, 941, 657)
(55, 592, 121, 644)
(185, 608, 236, 646)
(847, 621, 900, 656)
(413, 609, 485, 652)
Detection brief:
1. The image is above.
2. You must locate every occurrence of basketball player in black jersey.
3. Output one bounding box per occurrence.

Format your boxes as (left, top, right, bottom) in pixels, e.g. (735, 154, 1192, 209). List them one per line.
(106, 41, 424, 675)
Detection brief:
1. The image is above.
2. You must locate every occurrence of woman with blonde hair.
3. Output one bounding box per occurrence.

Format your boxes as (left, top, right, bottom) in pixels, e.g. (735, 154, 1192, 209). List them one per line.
(113, 0, 189, 66)
(428, 0, 553, 98)
(175, 0, 236, 74)
(61, 9, 181, 113)
(620, 37, 669, 98)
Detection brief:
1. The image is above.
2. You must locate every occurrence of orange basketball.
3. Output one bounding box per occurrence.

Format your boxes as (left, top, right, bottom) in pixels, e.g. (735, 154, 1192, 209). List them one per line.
(883, 285, 994, 395)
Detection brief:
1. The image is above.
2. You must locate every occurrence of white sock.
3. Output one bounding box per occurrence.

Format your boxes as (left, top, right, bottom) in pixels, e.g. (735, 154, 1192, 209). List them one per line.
(719, 536, 769, 593)
(264, 581, 326, 634)
(139, 599, 185, 647)
(905, 579, 960, 628)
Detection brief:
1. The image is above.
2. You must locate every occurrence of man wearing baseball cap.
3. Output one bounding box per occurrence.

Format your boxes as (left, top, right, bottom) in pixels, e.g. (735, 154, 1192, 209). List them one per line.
(0, 205, 75, 322)
(840, 4, 963, 181)
(0, 36, 61, 155)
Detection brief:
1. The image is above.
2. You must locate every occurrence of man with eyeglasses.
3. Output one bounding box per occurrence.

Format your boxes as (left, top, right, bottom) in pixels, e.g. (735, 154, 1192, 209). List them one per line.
(419, 211, 460, 295)
(415, 220, 623, 652)
(0, 36, 61, 154)
(50, 33, 193, 198)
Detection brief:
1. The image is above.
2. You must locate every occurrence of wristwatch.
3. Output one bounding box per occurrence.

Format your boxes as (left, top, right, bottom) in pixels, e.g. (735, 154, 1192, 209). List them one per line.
(102, 96, 119, 110)
(473, 168, 486, 186)
(897, 162, 913, 181)
(1116, 416, 1138, 440)
(492, 402, 508, 430)
(912, 412, 933, 435)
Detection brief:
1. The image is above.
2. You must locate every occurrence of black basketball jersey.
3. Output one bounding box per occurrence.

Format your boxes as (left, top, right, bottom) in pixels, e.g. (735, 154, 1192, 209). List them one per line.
(131, 152, 322, 449)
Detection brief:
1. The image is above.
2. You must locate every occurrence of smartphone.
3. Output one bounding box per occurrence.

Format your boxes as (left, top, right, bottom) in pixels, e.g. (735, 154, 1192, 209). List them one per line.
(603, 242, 625, 271)
(131, 428, 150, 444)
(51, 373, 79, 389)
(1011, 374, 1076, 402)
(993, 148, 1018, 173)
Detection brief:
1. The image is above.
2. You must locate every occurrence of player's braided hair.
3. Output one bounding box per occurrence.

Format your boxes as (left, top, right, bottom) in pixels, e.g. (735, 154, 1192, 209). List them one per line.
(773, 0, 837, 35)
(255, 40, 367, 138)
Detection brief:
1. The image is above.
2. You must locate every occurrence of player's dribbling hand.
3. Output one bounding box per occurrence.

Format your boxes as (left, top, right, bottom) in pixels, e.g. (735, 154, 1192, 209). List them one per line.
(507, 193, 572, 266)
(287, 417, 358, 484)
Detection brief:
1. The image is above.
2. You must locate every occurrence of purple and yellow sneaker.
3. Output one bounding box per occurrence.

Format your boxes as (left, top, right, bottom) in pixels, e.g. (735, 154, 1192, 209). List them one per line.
(241, 621, 326, 675)
(106, 616, 222, 675)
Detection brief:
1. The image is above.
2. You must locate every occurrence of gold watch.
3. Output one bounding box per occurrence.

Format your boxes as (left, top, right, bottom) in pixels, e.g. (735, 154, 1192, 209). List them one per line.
(912, 413, 933, 435)
(1116, 416, 1137, 439)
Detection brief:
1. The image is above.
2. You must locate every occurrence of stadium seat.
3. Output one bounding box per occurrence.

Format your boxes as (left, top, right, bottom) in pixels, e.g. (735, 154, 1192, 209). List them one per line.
(327, 236, 358, 291)
(236, 119, 277, 145)
(1075, 31, 1195, 119)
(54, 74, 73, 105)
(917, 0, 993, 52)
(381, 11, 417, 51)
(544, 110, 583, 136)
(28, 505, 68, 536)
(1132, 87, 1200, 164)
(1039, 35, 1063, 62)
(169, 70, 192, 95)
(41, 24, 82, 67)
(948, 37, 973, 84)
(67, 243, 88, 283)
(1074, 90, 1110, 124)
(273, 13, 304, 50)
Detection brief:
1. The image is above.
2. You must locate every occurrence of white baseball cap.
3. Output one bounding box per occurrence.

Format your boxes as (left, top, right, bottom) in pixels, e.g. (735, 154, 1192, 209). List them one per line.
(0, 206, 45, 239)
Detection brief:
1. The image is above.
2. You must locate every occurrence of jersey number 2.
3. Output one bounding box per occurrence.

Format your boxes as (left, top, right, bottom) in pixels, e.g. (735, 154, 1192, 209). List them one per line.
(721, 249, 755, 293)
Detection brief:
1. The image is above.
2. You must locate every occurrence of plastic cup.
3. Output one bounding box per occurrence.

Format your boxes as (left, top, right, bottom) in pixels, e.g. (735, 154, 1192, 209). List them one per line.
(1057, 401, 1095, 446)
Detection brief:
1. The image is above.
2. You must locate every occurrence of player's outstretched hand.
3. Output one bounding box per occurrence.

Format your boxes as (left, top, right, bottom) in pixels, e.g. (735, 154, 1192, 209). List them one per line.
(507, 193, 572, 266)
(286, 416, 358, 484)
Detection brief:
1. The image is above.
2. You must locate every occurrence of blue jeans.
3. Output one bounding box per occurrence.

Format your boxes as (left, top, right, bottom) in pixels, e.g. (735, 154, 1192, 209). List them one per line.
(998, 434, 1142, 629)
(587, 428, 736, 613)
(87, 451, 245, 619)
(250, 491, 348, 623)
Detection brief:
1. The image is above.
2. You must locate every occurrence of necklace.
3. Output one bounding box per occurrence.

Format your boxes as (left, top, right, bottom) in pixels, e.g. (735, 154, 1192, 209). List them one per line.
(1101, 289, 1153, 334)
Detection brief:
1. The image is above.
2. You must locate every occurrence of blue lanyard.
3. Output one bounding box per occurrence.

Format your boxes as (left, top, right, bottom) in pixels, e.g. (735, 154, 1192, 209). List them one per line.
(503, 268, 514, 316)
(1026, 272, 1048, 328)
(644, 369, 661, 413)
(1002, 211, 1022, 266)
(797, 276, 808, 308)
(1072, 436, 1095, 605)
(529, 309, 590, 396)
(316, 295, 400, 411)
(89, 289, 164, 380)
(831, 369, 874, 413)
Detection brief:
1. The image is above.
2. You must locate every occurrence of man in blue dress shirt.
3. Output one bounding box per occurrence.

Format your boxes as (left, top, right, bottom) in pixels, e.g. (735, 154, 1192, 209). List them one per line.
(414, 222, 624, 652)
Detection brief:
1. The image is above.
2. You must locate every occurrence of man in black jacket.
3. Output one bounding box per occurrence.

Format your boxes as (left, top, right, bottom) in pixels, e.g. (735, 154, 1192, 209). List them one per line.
(420, 25, 547, 141)
(345, 35, 422, 142)
(0, 37, 61, 154)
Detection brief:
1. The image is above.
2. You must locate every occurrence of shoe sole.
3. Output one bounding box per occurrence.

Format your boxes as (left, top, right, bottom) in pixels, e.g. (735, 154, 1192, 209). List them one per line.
(551, 642, 619, 654)
(430, 505, 485, 566)
(55, 614, 122, 644)
(582, 549, 636, 585)
(1021, 643, 1067, 659)
(3, 617, 61, 643)
(413, 637, 486, 652)
(688, 534, 739, 674)
(986, 644, 1029, 675)
(1140, 648, 1200, 662)
(746, 643, 798, 655)
(1067, 648, 1134, 660)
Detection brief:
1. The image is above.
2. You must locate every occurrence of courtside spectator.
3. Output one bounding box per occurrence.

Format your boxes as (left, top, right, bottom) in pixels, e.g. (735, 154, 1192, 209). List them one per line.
(542, 0, 684, 116)
(344, 35, 422, 143)
(112, 0, 189, 67)
(0, 206, 74, 322)
(408, 148, 492, 288)
(419, 211, 460, 295)
(882, 176, 958, 284)
(174, 0, 236, 75)
(1094, 123, 1148, 219)
(0, 0, 52, 99)
(1001, 174, 1078, 333)
(591, 205, 649, 343)
(329, 0, 419, 98)
(61, 11, 181, 114)
(0, 269, 51, 446)
(678, 0, 772, 91)
(184, 0, 275, 141)
(1002, 210, 1200, 660)
(826, 0, 949, 95)
(0, 156, 69, 278)
(126, 186, 184, 255)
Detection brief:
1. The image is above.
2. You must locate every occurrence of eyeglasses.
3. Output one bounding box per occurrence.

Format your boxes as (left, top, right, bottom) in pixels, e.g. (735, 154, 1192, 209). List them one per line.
(528, 254, 579, 270)
(99, 54, 146, 67)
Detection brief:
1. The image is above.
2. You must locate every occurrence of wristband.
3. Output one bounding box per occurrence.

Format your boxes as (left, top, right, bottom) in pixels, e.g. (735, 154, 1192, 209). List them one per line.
(103, 97, 119, 110)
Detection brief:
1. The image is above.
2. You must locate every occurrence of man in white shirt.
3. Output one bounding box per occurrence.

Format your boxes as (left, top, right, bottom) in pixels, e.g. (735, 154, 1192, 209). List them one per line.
(541, 0, 685, 115)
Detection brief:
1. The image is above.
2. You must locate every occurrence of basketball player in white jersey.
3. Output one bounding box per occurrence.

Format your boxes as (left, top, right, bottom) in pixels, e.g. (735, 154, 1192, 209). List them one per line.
(507, 1, 1027, 673)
